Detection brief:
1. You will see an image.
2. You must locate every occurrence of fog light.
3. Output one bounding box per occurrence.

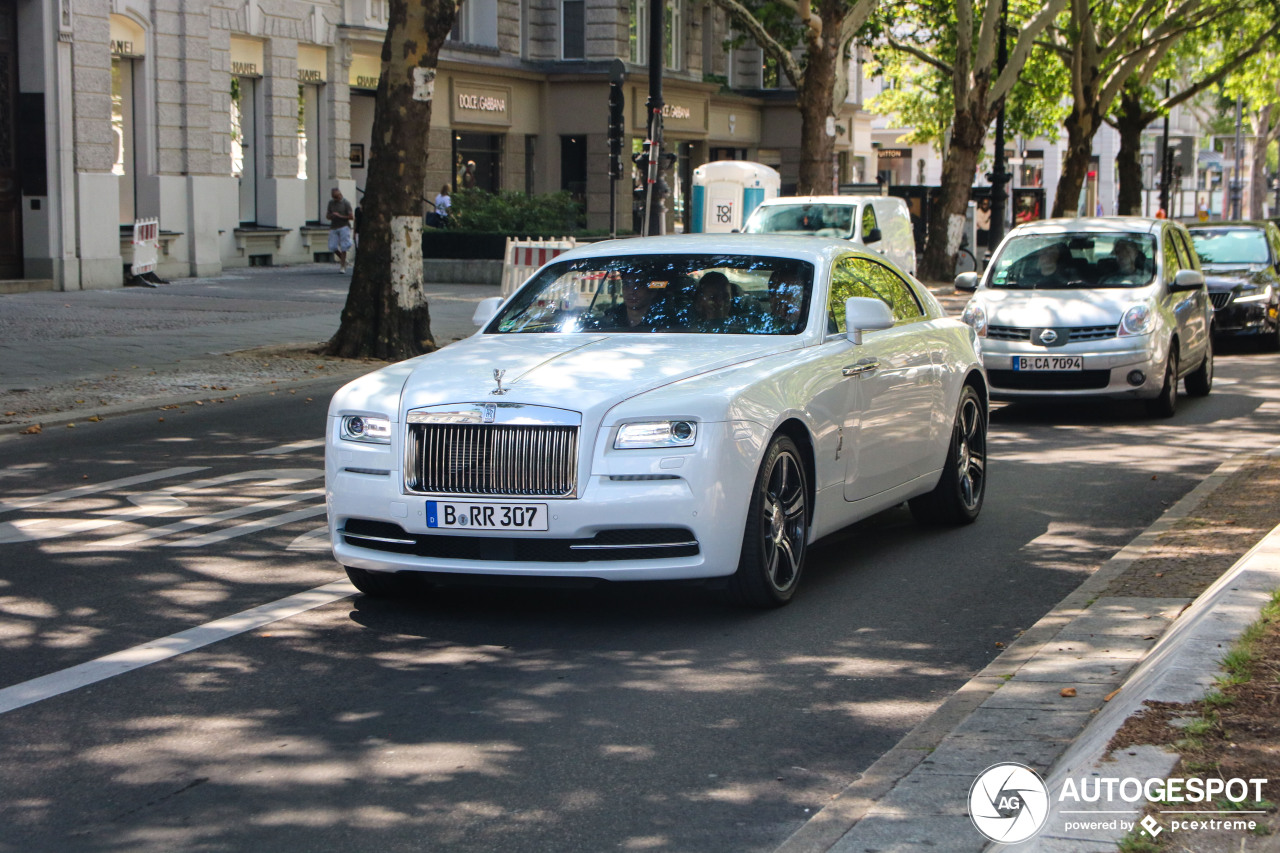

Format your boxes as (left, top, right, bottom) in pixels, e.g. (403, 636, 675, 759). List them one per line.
(1127, 370, 1145, 386)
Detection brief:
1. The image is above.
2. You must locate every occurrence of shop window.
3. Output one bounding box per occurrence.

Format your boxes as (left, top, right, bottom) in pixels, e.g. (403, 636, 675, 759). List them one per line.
(562, 0, 585, 59)
(454, 133, 503, 192)
(231, 76, 259, 224)
(111, 57, 138, 225)
(561, 135, 588, 227)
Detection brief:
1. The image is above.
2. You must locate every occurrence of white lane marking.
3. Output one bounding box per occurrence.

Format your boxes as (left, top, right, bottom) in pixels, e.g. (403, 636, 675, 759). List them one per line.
(99, 489, 324, 548)
(0, 579, 356, 716)
(252, 438, 325, 456)
(287, 525, 331, 551)
(168, 504, 328, 548)
(0, 468, 321, 545)
(0, 467, 208, 514)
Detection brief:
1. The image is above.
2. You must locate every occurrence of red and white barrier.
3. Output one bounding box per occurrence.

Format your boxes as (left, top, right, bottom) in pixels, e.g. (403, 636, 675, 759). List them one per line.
(500, 236, 576, 297)
(130, 218, 160, 277)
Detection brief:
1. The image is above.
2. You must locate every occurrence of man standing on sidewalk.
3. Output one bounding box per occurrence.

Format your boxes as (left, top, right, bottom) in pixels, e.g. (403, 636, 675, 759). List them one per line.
(327, 188, 355, 273)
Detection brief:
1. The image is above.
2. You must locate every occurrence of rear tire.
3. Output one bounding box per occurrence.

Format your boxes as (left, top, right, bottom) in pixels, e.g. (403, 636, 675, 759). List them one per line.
(1146, 348, 1179, 418)
(726, 435, 809, 608)
(345, 566, 409, 598)
(909, 385, 987, 526)
(1184, 337, 1213, 397)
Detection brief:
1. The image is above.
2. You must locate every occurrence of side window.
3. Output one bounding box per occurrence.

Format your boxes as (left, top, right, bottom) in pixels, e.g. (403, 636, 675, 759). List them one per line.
(1175, 230, 1200, 270)
(1163, 230, 1182, 283)
(861, 205, 879, 242)
(1269, 226, 1280, 266)
(827, 256, 924, 333)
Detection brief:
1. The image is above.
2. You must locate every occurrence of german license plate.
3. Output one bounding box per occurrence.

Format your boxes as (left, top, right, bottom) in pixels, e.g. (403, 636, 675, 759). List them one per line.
(426, 501, 548, 531)
(1013, 355, 1084, 371)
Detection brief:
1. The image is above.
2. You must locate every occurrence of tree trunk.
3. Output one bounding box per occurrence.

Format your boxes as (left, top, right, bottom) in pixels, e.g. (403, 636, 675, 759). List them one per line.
(919, 109, 985, 282)
(1249, 106, 1272, 220)
(794, 9, 841, 195)
(1114, 87, 1149, 216)
(1051, 107, 1099, 218)
(325, 0, 458, 360)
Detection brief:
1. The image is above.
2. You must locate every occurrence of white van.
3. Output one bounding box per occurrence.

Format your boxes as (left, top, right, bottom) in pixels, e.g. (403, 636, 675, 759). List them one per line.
(743, 195, 917, 276)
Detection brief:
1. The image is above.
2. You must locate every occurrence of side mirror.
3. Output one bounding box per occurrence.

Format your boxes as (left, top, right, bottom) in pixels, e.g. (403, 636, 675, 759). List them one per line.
(845, 296, 895, 345)
(472, 296, 503, 326)
(864, 227, 883, 244)
(954, 271, 980, 292)
(1170, 269, 1206, 291)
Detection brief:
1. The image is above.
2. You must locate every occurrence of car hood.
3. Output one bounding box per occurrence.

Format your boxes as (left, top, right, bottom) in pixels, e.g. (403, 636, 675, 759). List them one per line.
(978, 287, 1147, 327)
(1203, 268, 1272, 292)
(398, 333, 796, 421)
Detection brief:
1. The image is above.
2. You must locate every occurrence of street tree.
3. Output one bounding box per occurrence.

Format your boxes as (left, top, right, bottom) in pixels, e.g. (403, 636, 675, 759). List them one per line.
(325, 0, 460, 360)
(1044, 0, 1272, 218)
(1110, 11, 1278, 217)
(712, 0, 879, 195)
(885, 0, 1067, 280)
(1222, 44, 1280, 219)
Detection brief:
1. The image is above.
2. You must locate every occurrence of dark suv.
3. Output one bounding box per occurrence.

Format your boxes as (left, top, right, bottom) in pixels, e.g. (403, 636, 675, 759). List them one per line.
(1186, 221, 1280, 350)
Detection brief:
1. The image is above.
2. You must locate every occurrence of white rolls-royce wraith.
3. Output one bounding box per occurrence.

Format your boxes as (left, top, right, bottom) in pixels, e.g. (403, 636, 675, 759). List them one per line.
(326, 235, 987, 607)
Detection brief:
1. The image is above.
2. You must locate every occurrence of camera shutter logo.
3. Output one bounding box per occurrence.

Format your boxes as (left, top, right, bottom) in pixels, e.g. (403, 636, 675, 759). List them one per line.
(969, 762, 1050, 843)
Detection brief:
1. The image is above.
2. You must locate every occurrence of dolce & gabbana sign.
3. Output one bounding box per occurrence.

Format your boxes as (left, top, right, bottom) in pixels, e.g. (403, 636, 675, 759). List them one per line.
(451, 82, 512, 127)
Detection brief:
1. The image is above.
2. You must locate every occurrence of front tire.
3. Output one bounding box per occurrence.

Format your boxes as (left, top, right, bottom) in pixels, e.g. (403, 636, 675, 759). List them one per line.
(726, 435, 809, 608)
(345, 565, 409, 598)
(1184, 336, 1213, 397)
(1146, 348, 1179, 418)
(909, 384, 987, 526)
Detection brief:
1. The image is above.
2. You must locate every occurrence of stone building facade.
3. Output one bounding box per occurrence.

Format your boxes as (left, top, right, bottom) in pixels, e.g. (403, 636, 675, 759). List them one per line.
(11, 0, 873, 291)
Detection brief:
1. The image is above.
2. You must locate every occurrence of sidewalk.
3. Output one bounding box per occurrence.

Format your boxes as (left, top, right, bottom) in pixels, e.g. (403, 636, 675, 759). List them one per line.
(777, 449, 1280, 852)
(0, 264, 495, 431)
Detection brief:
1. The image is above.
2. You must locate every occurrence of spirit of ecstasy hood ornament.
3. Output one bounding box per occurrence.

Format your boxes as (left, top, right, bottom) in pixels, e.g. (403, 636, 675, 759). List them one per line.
(491, 369, 508, 396)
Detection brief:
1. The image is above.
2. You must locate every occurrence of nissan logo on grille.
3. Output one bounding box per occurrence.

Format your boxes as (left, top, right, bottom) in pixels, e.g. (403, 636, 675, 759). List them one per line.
(1038, 329, 1059, 345)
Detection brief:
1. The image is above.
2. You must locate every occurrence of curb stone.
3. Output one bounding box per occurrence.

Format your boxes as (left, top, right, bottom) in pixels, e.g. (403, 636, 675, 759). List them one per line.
(774, 447, 1277, 853)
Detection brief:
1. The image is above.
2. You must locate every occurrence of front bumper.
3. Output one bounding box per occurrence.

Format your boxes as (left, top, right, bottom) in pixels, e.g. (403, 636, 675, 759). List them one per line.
(326, 420, 760, 581)
(980, 337, 1166, 400)
(1211, 300, 1278, 337)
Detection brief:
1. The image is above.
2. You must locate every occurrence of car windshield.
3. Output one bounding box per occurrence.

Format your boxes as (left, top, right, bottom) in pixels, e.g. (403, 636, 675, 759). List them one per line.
(987, 232, 1158, 290)
(743, 204, 855, 239)
(1189, 228, 1271, 266)
(487, 253, 815, 335)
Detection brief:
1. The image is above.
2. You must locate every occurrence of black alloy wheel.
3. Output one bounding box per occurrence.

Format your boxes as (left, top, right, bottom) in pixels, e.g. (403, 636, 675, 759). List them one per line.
(909, 384, 987, 525)
(727, 435, 809, 608)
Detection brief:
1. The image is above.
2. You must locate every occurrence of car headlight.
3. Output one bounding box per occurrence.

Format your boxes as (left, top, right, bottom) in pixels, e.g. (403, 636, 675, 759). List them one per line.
(614, 420, 698, 449)
(961, 301, 988, 337)
(340, 415, 392, 444)
(1235, 284, 1274, 303)
(1118, 303, 1155, 336)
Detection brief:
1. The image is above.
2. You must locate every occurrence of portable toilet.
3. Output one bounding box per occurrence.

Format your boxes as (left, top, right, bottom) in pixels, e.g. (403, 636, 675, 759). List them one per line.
(689, 161, 781, 233)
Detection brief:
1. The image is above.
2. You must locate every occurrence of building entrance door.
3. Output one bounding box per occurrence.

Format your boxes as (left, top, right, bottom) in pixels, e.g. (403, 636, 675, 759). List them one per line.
(0, 0, 23, 278)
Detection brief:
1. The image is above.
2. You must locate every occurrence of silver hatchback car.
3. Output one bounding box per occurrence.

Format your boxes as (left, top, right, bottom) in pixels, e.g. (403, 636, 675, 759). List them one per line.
(956, 218, 1213, 417)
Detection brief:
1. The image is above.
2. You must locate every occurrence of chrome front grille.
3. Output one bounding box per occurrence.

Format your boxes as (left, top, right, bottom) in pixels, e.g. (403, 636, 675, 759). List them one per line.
(986, 325, 1118, 343)
(1210, 291, 1233, 310)
(406, 423, 579, 497)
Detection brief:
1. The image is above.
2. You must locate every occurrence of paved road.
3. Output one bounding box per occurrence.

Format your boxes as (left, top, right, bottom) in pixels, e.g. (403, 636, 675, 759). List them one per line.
(0, 349, 1277, 852)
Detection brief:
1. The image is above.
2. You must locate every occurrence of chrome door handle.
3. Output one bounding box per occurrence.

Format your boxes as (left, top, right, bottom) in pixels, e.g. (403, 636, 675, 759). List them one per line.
(842, 359, 880, 377)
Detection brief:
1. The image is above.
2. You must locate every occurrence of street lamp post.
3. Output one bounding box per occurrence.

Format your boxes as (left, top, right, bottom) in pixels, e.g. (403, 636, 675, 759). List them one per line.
(1159, 80, 1171, 215)
(642, 0, 665, 236)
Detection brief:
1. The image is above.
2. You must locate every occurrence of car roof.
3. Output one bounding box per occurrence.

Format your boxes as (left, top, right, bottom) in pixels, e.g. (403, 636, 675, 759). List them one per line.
(754, 196, 875, 206)
(552, 234, 861, 268)
(1007, 217, 1165, 238)
(1186, 221, 1273, 231)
